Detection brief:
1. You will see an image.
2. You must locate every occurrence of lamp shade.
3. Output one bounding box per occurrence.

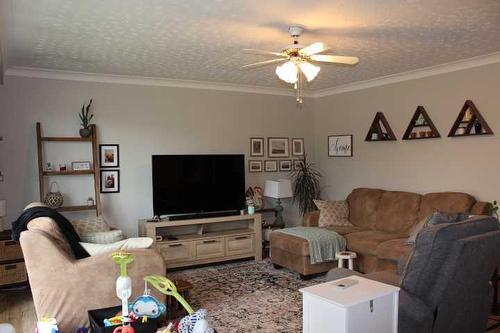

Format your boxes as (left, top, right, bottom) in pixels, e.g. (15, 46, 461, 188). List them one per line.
(264, 179, 293, 199)
(0, 200, 5, 217)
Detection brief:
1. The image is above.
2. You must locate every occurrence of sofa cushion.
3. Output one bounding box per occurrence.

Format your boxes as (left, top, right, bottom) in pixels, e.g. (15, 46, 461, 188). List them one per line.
(417, 192, 476, 221)
(347, 188, 384, 229)
(314, 200, 352, 227)
(376, 238, 413, 261)
(345, 230, 405, 255)
(325, 225, 362, 235)
(375, 191, 421, 234)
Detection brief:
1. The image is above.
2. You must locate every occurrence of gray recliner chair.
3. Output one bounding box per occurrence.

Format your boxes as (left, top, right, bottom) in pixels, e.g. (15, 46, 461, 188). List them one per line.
(326, 215, 500, 333)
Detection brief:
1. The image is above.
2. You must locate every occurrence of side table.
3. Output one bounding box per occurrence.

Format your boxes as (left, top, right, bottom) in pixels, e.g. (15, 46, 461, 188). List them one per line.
(300, 275, 399, 333)
(0, 230, 29, 289)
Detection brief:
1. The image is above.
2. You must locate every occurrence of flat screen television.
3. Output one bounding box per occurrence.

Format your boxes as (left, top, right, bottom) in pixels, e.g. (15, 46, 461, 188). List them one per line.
(152, 154, 246, 218)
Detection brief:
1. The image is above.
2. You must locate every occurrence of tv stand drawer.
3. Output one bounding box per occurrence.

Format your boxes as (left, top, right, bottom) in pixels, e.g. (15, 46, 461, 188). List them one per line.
(226, 234, 254, 256)
(158, 241, 194, 264)
(195, 237, 225, 259)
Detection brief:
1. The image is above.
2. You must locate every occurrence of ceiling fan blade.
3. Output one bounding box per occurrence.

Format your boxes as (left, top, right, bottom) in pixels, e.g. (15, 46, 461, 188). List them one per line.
(241, 58, 287, 69)
(242, 49, 287, 57)
(310, 54, 359, 65)
(299, 42, 329, 56)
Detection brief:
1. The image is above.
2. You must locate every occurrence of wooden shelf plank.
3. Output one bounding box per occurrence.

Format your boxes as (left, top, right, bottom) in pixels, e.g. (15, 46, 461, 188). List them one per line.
(56, 205, 97, 212)
(41, 137, 92, 142)
(43, 170, 94, 176)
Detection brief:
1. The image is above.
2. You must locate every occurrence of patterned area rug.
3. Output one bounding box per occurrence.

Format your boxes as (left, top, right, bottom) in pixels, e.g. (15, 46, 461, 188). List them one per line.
(169, 259, 325, 333)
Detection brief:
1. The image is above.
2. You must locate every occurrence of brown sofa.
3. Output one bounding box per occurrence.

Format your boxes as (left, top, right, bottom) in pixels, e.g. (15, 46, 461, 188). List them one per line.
(270, 187, 489, 278)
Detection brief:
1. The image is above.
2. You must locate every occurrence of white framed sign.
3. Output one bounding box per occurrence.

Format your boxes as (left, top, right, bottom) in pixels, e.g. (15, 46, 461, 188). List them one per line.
(328, 135, 353, 157)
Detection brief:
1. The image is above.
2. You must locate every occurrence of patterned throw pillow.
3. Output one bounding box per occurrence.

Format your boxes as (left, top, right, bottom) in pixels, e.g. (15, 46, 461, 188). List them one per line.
(80, 229, 125, 244)
(70, 216, 110, 236)
(313, 199, 353, 228)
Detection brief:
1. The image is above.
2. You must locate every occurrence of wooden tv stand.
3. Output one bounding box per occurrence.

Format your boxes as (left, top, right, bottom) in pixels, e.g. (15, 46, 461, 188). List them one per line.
(139, 214, 262, 269)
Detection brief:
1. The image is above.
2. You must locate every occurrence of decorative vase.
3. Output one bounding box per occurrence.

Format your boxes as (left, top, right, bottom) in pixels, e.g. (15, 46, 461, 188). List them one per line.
(44, 182, 64, 208)
(79, 127, 92, 138)
(474, 120, 482, 134)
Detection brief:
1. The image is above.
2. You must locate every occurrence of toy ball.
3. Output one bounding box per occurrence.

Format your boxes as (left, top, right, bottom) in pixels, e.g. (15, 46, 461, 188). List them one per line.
(112, 326, 135, 333)
(130, 295, 166, 318)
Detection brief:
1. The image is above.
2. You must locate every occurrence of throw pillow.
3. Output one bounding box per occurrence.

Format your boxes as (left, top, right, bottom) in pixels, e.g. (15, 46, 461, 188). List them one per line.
(313, 199, 352, 228)
(80, 229, 125, 244)
(80, 237, 154, 256)
(71, 216, 110, 235)
(407, 211, 472, 244)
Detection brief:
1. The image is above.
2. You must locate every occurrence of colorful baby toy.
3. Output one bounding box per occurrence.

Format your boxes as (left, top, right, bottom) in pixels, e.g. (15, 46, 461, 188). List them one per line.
(144, 275, 216, 333)
(112, 251, 134, 319)
(130, 281, 166, 319)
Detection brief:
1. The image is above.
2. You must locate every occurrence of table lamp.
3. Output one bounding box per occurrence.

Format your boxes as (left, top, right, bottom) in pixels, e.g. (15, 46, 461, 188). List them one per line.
(264, 179, 293, 227)
(0, 200, 6, 232)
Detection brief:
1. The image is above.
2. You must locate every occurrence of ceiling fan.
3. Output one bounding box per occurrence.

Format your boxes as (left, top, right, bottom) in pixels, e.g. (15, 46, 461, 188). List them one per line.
(242, 26, 359, 104)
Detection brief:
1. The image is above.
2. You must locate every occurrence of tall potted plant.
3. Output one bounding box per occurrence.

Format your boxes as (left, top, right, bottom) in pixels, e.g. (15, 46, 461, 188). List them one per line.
(290, 156, 322, 215)
(79, 99, 94, 138)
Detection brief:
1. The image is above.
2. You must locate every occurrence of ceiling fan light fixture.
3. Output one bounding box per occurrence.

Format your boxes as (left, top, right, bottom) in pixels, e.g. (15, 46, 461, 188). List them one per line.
(298, 61, 320, 82)
(276, 61, 298, 84)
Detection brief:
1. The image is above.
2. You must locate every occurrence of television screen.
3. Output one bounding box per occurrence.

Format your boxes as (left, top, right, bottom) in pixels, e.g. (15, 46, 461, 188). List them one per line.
(152, 154, 246, 217)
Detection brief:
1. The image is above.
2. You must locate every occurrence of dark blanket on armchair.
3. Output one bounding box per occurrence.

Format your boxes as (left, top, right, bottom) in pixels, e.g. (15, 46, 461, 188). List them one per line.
(11, 206, 90, 259)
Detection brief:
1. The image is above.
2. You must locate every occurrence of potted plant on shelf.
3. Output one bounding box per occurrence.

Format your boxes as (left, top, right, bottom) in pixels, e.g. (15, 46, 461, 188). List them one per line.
(79, 99, 94, 138)
(290, 156, 322, 216)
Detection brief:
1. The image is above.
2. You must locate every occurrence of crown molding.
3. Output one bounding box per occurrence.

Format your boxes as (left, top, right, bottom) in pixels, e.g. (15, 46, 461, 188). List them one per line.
(5, 66, 304, 97)
(5, 52, 500, 98)
(311, 52, 500, 98)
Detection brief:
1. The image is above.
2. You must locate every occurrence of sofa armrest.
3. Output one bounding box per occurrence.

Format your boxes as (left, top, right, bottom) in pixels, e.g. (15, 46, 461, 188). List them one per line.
(303, 211, 320, 227)
(398, 289, 434, 333)
(471, 201, 490, 215)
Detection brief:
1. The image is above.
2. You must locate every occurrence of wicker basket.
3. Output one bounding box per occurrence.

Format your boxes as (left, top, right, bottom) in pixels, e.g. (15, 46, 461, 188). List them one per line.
(0, 261, 27, 286)
(0, 240, 23, 261)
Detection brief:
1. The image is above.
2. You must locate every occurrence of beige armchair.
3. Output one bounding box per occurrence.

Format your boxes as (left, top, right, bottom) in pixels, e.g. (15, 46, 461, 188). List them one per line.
(19, 218, 166, 333)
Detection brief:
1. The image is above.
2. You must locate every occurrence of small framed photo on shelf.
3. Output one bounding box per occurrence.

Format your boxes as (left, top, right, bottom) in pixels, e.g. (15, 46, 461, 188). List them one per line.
(250, 137, 265, 157)
(264, 160, 278, 172)
(99, 144, 120, 168)
(100, 169, 120, 193)
(291, 138, 305, 156)
(328, 135, 353, 157)
(268, 137, 289, 157)
(293, 159, 303, 171)
(71, 161, 91, 171)
(248, 160, 263, 173)
(279, 160, 292, 172)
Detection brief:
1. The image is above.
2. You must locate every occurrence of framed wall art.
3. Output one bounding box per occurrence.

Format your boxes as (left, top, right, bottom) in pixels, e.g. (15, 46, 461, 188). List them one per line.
(279, 160, 292, 172)
(100, 169, 120, 193)
(264, 160, 278, 172)
(268, 137, 289, 158)
(250, 137, 265, 157)
(328, 135, 353, 157)
(99, 144, 120, 168)
(248, 160, 263, 173)
(291, 138, 304, 156)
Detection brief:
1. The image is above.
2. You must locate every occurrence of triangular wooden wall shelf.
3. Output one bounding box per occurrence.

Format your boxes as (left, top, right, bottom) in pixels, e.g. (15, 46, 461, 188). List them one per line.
(365, 112, 397, 142)
(448, 100, 493, 137)
(402, 106, 441, 140)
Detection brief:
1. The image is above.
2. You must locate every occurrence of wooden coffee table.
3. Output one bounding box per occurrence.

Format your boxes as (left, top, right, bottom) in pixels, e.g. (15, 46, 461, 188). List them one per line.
(166, 279, 193, 319)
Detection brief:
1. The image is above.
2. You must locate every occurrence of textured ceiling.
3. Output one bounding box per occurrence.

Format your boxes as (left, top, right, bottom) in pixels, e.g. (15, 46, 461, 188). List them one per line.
(3, 0, 500, 90)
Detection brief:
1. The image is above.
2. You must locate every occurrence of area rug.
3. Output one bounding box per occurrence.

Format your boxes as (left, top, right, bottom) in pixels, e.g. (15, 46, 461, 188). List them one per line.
(169, 259, 325, 333)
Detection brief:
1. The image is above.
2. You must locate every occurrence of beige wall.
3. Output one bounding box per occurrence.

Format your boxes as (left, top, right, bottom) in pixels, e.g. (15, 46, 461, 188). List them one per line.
(313, 62, 500, 203)
(0, 77, 314, 235)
